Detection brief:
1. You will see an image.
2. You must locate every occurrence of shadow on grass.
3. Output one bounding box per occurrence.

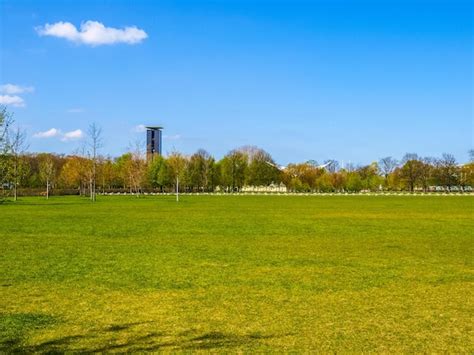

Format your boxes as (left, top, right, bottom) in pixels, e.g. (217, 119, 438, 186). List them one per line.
(1, 314, 287, 352)
(0, 313, 57, 352)
(113, 330, 284, 352)
(103, 321, 155, 332)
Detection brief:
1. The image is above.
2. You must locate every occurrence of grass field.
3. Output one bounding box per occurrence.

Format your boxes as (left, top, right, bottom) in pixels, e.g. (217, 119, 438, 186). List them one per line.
(0, 195, 473, 352)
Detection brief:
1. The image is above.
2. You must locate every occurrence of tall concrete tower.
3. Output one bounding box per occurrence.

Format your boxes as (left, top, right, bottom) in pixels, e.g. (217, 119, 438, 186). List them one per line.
(146, 126, 163, 161)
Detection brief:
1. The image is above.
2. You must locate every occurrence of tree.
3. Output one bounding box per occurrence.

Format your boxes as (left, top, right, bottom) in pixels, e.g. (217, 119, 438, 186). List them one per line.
(59, 155, 90, 194)
(331, 171, 347, 192)
(0, 106, 12, 151)
(345, 171, 363, 192)
(148, 154, 170, 191)
(87, 123, 103, 202)
(167, 151, 187, 201)
(188, 149, 214, 192)
(208, 159, 221, 192)
(283, 163, 321, 192)
(435, 153, 458, 188)
(419, 157, 434, 192)
(315, 172, 333, 192)
(245, 148, 280, 186)
(399, 154, 423, 192)
(220, 150, 248, 192)
(358, 163, 382, 191)
(469, 149, 474, 163)
(459, 161, 474, 188)
(8, 127, 28, 201)
(98, 157, 121, 191)
(379, 156, 398, 189)
(39, 154, 55, 199)
(0, 106, 14, 200)
(116, 142, 147, 196)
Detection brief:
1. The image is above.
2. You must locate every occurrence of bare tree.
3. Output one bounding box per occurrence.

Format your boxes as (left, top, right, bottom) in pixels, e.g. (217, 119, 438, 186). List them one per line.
(379, 157, 398, 179)
(8, 127, 28, 201)
(378, 156, 398, 190)
(0, 106, 14, 199)
(469, 149, 474, 163)
(402, 153, 419, 163)
(87, 123, 103, 202)
(236, 145, 261, 163)
(0, 106, 13, 150)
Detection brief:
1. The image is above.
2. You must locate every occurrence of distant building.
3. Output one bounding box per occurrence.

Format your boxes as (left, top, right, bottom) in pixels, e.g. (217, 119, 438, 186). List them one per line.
(146, 126, 163, 161)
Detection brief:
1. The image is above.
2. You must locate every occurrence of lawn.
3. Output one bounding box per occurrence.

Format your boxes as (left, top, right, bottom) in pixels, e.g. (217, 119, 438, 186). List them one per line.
(0, 195, 473, 352)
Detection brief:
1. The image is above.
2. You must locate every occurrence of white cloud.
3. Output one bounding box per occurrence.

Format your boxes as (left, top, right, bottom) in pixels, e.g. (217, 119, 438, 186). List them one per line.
(33, 128, 84, 141)
(0, 83, 34, 107)
(0, 84, 34, 95)
(164, 134, 181, 140)
(134, 124, 146, 133)
(67, 108, 84, 113)
(36, 20, 148, 46)
(33, 128, 61, 138)
(61, 129, 83, 141)
(0, 95, 25, 107)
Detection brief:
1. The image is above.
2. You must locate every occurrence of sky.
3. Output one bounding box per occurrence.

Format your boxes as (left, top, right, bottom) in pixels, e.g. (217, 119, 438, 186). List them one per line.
(1, 0, 472, 165)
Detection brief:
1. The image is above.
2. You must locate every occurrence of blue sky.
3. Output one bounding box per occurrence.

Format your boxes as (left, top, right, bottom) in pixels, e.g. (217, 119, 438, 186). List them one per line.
(1, 0, 472, 164)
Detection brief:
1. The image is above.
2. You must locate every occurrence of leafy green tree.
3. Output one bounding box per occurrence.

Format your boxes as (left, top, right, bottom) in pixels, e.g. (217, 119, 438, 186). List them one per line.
(220, 150, 248, 192)
(283, 163, 322, 191)
(399, 154, 424, 192)
(207, 158, 220, 192)
(187, 149, 214, 192)
(435, 153, 459, 188)
(345, 171, 363, 192)
(116, 147, 147, 195)
(289, 177, 308, 192)
(148, 155, 170, 191)
(115, 153, 133, 190)
(245, 148, 280, 186)
(358, 162, 381, 191)
(167, 151, 188, 198)
(315, 172, 333, 192)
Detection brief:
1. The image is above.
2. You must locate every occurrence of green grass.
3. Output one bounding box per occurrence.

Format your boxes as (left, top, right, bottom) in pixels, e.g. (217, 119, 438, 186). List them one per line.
(0, 195, 473, 352)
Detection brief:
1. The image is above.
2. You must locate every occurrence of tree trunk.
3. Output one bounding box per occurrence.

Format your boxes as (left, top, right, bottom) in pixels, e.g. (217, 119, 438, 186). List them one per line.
(13, 162, 17, 201)
(176, 176, 179, 202)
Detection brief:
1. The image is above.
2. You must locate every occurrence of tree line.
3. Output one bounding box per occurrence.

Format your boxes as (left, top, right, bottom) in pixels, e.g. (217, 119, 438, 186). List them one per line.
(1, 106, 473, 200)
